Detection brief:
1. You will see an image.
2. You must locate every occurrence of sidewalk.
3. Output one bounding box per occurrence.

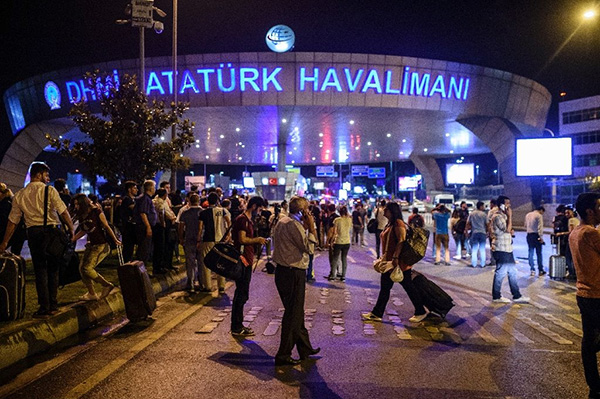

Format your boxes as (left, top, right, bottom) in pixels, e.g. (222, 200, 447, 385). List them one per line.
(0, 251, 188, 371)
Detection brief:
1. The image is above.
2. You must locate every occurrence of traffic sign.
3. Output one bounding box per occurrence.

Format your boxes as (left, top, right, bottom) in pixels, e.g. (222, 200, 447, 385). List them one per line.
(368, 167, 386, 179)
(351, 165, 369, 177)
(131, 0, 154, 28)
(316, 165, 336, 177)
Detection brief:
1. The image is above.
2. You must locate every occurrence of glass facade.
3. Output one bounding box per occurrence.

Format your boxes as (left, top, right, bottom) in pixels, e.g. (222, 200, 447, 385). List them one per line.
(562, 106, 600, 124)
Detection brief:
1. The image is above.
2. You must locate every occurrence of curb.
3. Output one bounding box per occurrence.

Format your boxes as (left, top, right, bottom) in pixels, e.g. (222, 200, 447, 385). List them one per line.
(0, 268, 187, 371)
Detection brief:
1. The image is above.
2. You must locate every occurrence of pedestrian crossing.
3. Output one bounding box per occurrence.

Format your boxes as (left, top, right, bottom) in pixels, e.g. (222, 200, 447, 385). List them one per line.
(192, 278, 584, 350)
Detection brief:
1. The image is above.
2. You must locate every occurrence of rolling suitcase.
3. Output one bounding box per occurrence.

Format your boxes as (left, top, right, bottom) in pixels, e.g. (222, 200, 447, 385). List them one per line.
(549, 236, 567, 280)
(0, 253, 26, 321)
(411, 270, 454, 318)
(116, 247, 156, 322)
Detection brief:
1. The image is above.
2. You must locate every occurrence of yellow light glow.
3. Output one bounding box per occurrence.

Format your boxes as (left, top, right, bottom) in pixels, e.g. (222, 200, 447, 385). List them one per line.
(584, 9, 597, 19)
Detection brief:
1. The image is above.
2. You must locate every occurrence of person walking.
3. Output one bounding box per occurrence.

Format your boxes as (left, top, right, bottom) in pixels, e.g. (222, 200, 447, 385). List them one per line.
(272, 196, 320, 366)
(490, 195, 529, 304)
(71, 194, 121, 301)
(362, 201, 429, 323)
(525, 205, 546, 276)
(467, 201, 488, 268)
(568, 192, 600, 399)
(0, 162, 75, 318)
(328, 205, 352, 281)
(432, 204, 451, 265)
(177, 193, 202, 292)
(230, 196, 267, 337)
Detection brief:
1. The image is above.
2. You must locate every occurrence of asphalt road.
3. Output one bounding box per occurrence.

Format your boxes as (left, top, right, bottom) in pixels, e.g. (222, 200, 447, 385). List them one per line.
(0, 232, 589, 399)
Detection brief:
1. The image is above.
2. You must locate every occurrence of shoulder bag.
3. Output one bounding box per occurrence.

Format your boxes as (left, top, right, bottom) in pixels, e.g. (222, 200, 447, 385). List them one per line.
(42, 185, 70, 259)
(203, 224, 244, 281)
(400, 221, 430, 266)
(367, 208, 379, 234)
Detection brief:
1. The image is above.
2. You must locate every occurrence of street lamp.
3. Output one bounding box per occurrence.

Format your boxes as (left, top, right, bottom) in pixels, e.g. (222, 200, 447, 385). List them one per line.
(583, 9, 597, 20)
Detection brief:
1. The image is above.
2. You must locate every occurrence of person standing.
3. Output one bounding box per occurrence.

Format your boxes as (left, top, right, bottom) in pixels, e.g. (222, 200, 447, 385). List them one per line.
(525, 205, 546, 277)
(351, 203, 364, 246)
(408, 207, 424, 228)
(198, 192, 230, 293)
(362, 201, 429, 323)
(71, 194, 121, 301)
(120, 181, 138, 263)
(487, 199, 498, 266)
(230, 196, 267, 337)
(490, 195, 529, 304)
(0, 162, 75, 318)
(374, 200, 388, 258)
(565, 206, 580, 279)
(178, 194, 202, 292)
(133, 180, 157, 266)
(152, 188, 176, 274)
(53, 178, 72, 208)
(272, 196, 320, 365)
(432, 204, 451, 265)
(328, 205, 352, 281)
(467, 201, 488, 268)
(569, 192, 600, 399)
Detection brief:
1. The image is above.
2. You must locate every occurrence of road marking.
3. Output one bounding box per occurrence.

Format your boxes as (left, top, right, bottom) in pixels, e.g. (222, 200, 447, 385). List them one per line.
(347, 255, 357, 264)
(536, 294, 575, 311)
(539, 313, 583, 337)
(512, 313, 573, 345)
(487, 313, 534, 344)
(62, 294, 215, 399)
(445, 290, 471, 308)
(456, 311, 499, 343)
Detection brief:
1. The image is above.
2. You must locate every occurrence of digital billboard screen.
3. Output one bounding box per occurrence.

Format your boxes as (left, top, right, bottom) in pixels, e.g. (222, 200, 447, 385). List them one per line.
(398, 175, 422, 191)
(516, 137, 572, 177)
(446, 163, 474, 185)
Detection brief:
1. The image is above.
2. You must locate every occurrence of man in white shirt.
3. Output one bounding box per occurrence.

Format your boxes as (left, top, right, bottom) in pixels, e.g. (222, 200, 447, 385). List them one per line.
(525, 206, 546, 277)
(0, 162, 74, 318)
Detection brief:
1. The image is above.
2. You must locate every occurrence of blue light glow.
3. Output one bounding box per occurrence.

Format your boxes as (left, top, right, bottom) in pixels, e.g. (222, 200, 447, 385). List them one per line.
(7, 96, 25, 133)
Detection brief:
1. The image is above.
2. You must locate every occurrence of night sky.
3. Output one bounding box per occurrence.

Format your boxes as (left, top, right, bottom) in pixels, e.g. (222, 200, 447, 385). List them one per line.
(2, 0, 600, 155)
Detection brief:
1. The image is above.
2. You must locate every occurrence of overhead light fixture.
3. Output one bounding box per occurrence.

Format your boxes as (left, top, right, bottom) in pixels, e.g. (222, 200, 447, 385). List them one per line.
(220, 134, 225, 139)
(293, 147, 297, 150)
(400, 151, 404, 155)
(445, 133, 450, 137)
(282, 118, 287, 123)
(402, 139, 406, 143)
(195, 139, 199, 143)
(450, 150, 454, 154)
(195, 144, 200, 148)
(367, 142, 372, 146)
(355, 146, 359, 150)
(216, 148, 220, 152)
(312, 157, 316, 160)
(376, 153, 380, 157)
(161, 136, 165, 141)
(423, 148, 428, 152)
(205, 155, 209, 159)
(291, 160, 295, 164)
(318, 133, 323, 137)
(349, 120, 355, 125)
(294, 127, 299, 131)
(386, 133, 391, 138)
(236, 128, 240, 132)
(288, 151, 293, 155)
(326, 149, 330, 153)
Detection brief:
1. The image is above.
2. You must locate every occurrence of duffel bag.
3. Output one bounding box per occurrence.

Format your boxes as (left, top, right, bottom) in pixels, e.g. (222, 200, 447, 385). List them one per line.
(204, 242, 244, 281)
(401, 225, 430, 266)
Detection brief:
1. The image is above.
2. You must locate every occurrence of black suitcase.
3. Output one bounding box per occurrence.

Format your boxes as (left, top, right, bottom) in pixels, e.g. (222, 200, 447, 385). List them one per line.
(411, 270, 454, 318)
(117, 260, 157, 322)
(0, 253, 26, 321)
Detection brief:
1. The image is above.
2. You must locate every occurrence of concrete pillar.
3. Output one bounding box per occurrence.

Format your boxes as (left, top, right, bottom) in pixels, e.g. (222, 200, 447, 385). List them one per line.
(277, 118, 289, 172)
(409, 154, 445, 192)
(458, 116, 535, 223)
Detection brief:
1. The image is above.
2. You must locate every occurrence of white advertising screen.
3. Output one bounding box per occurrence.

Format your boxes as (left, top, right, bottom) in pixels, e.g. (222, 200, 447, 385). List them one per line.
(313, 182, 325, 190)
(446, 163, 474, 185)
(243, 177, 255, 188)
(516, 137, 572, 176)
(398, 175, 422, 191)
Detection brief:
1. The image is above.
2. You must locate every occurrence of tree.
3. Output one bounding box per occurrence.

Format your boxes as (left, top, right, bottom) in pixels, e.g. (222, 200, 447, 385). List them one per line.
(47, 71, 195, 184)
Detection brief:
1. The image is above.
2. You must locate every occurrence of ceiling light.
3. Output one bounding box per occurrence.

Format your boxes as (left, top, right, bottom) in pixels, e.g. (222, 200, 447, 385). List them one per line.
(400, 151, 404, 155)
(291, 160, 295, 164)
(195, 139, 199, 143)
(239, 156, 243, 160)
(216, 148, 220, 152)
(195, 144, 200, 148)
(293, 147, 297, 150)
(288, 151, 293, 155)
(294, 127, 299, 131)
(282, 119, 287, 123)
(161, 136, 165, 141)
(355, 146, 359, 150)
(220, 134, 225, 139)
(402, 139, 406, 143)
(238, 142, 243, 145)
(367, 142, 372, 146)
(241, 145, 245, 148)
(423, 148, 428, 152)
(450, 150, 454, 154)
(445, 133, 450, 137)
(312, 157, 316, 160)
(319, 133, 323, 137)
(205, 155, 209, 159)
(376, 153, 380, 157)
(386, 133, 391, 138)
(236, 128, 240, 132)
(326, 150, 330, 153)
(349, 120, 355, 125)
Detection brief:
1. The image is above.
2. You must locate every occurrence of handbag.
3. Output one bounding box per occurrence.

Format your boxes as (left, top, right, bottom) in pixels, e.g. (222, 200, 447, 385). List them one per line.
(203, 225, 243, 281)
(390, 265, 404, 282)
(42, 186, 69, 259)
(373, 258, 394, 273)
(367, 208, 379, 234)
(400, 224, 430, 266)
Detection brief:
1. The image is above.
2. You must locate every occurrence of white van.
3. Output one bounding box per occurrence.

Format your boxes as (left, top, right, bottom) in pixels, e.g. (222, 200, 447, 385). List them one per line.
(434, 193, 454, 206)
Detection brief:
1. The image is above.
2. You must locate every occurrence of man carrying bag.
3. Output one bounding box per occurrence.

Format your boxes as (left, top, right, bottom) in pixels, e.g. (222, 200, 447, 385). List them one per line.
(0, 162, 74, 318)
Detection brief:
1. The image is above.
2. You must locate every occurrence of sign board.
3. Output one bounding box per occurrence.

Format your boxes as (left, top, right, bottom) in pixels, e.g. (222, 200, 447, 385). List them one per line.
(131, 0, 154, 28)
(184, 175, 205, 192)
(269, 178, 278, 185)
(351, 165, 369, 177)
(368, 167, 386, 179)
(316, 165, 336, 177)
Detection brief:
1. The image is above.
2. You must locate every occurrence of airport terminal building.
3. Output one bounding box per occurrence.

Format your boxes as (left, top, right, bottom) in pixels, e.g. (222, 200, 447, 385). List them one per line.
(1, 52, 551, 219)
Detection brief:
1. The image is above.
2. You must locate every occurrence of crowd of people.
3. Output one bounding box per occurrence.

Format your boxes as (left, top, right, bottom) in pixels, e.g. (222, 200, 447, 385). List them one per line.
(1, 169, 599, 391)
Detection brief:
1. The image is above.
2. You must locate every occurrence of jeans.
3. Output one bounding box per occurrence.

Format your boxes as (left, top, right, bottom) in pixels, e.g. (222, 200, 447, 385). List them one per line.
(470, 233, 486, 267)
(435, 233, 450, 263)
(306, 254, 314, 280)
(198, 242, 225, 290)
(79, 243, 110, 285)
(372, 268, 426, 317)
(27, 227, 61, 312)
(375, 229, 383, 258)
(491, 251, 522, 300)
(331, 244, 350, 278)
(577, 296, 600, 394)
(353, 224, 364, 245)
(121, 222, 137, 263)
(231, 264, 252, 332)
(526, 233, 544, 272)
(454, 233, 466, 257)
(183, 242, 199, 288)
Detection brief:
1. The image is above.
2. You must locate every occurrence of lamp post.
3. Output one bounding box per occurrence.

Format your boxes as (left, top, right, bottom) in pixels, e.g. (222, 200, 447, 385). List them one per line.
(170, 0, 178, 190)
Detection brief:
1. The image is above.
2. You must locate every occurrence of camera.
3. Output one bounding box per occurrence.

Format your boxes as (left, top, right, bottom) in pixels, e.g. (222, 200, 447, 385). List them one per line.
(153, 21, 164, 34)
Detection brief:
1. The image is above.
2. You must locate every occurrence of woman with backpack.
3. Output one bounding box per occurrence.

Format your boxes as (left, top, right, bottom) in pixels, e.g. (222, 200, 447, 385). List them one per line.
(71, 193, 121, 301)
(362, 202, 429, 323)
